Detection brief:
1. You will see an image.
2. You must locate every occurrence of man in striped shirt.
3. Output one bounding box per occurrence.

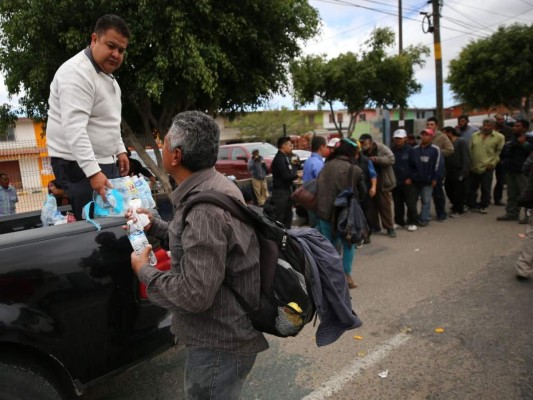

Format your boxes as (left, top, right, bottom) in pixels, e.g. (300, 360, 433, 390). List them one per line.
(130, 111, 268, 399)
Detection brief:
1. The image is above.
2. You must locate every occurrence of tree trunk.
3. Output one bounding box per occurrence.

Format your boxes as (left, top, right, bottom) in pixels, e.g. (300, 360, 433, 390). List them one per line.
(121, 121, 172, 194)
(328, 103, 343, 138)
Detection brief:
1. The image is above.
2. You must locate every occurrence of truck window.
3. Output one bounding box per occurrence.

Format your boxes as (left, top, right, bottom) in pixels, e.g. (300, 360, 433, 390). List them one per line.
(218, 148, 229, 160)
(231, 147, 247, 161)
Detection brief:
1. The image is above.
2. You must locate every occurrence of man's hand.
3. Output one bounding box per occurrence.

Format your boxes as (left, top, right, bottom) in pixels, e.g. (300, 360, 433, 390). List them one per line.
(123, 207, 154, 232)
(369, 187, 377, 197)
(486, 164, 495, 171)
(117, 153, 130, 177)
(404, 178, 412, 185)
(431, 180, 437, 187)
(131, 245, 152, 275)
(90, 171, 113, 202)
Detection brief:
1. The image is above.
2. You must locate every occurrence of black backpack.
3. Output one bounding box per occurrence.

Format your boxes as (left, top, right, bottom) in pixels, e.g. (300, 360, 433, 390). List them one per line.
(182, 191, 316, 338)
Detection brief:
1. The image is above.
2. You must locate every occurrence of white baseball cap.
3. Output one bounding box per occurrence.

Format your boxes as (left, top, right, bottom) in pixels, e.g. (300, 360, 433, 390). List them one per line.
(393, 129, 407, 138)
(327, 138, 340, 147)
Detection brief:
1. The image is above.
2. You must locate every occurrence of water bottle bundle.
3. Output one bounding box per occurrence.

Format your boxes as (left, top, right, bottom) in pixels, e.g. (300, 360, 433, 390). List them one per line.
(83, 175, 156, 231)
(126, 220, 157, 266)
(40, 195, 75, 226)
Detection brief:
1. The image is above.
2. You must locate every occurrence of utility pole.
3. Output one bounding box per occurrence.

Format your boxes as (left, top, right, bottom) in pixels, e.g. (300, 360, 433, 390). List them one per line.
(399, 0, 405, 126)
(432, 0, 444, 126)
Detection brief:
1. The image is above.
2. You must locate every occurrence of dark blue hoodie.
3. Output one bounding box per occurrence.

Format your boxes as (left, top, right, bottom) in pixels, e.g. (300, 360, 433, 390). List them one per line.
(410, 144, 441, 185)
(392, 144, 414, 185)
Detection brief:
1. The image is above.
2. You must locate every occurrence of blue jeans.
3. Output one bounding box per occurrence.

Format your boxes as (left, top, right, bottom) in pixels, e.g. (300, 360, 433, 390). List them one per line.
(184, 349, 257, 400)
(318, 219, 355, 274)
(417, 184, 434, 223)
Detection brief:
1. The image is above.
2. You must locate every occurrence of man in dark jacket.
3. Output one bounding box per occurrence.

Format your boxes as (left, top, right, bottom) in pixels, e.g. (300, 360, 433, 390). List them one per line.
(443, 126, 470, 217)
(270, 136, 298, 228)
(391, 129, 418, 232)
(493, 114, 514, 206)
(497, 119, 532, 222)
(410, 129, 442, 227)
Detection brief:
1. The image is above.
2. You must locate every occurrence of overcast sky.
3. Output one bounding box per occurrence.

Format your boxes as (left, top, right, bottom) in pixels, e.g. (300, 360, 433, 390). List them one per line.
(2, 0, 533, 112)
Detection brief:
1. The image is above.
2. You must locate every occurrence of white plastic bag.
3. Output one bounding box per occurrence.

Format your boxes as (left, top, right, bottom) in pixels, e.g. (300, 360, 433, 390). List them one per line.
(41, 195, 67, 226)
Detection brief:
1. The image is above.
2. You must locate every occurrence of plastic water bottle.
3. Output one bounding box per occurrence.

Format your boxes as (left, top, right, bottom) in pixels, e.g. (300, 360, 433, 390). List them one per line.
(134, 175, 156, 209)
(127, 220, 157, 266)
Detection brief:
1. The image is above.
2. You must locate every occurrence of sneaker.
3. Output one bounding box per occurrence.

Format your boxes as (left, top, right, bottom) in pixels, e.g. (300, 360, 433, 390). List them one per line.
(418, 220, 429, 227)
(480, 208, 488, 214)
(393, 224, 402, 229)
(437, 217, 447, 222)
(497, 214, 519, 221)
(386, 228, 397, 238)
(407, 224, 418, 232)
(516, 274, 529, 282)
(494, 201, 505, 206)
(449, 212, 462, 218)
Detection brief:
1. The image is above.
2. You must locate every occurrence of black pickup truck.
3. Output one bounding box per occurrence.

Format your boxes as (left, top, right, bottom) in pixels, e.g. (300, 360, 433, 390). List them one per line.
(0, 208, 175, 400)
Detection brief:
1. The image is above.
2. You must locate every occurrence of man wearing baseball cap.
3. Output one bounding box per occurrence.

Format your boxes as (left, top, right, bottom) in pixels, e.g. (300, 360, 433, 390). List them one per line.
(410, 129, 442, 226)
(391, 129, 418, 232)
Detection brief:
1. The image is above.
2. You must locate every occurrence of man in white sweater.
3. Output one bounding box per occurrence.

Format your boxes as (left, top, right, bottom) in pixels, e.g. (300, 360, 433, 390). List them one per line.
(47, 14, 130, 219)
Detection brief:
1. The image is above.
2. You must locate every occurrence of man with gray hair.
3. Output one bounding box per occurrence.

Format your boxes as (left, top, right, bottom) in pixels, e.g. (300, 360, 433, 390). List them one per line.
(468, 118, 505, 214)
(129, 111, 268, 399)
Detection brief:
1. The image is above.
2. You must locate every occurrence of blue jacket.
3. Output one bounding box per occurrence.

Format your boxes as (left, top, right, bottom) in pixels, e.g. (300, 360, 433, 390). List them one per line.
(291, 228, 363, 347)
(392, 144, 414, 185)
(303, 152, 324, 182)
(410, 144, 441, 185)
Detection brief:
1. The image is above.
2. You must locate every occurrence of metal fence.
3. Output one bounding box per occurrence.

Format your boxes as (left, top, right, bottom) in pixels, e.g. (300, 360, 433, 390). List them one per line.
(0, 139, 51, 214)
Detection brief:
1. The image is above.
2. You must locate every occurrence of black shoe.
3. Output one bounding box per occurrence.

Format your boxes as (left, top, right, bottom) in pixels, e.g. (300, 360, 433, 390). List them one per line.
(418, 220, 429, 227)
(386, 228, 396, 238)
(516, 275, 529, 281)
(494, 201, 505, 206)
(519, 218, 529, 224)
(497, 214, 519, 221)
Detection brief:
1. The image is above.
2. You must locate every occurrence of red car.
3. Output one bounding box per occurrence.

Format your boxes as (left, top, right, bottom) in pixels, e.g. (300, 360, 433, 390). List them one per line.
(216, 142, 278, 180)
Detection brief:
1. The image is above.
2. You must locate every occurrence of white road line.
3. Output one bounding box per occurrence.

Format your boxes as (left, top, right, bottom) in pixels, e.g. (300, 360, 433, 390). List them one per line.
(302, 333, 411, 400)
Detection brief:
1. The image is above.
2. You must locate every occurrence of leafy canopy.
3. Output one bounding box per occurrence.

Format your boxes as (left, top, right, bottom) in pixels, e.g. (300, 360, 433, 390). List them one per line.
(447, 24, 533, 118)
(231, 108, 316, 143)
(0, 0, 319, 133)
(291, 27, 428, 136)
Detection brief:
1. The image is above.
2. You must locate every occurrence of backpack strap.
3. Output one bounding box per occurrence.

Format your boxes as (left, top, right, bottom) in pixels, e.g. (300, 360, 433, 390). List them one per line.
(181, 191, 258, 314)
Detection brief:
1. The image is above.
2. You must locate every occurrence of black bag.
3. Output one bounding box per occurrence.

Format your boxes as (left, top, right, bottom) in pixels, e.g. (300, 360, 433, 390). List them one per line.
(182, 191, 316, 337)
(334, 166, 369, 244)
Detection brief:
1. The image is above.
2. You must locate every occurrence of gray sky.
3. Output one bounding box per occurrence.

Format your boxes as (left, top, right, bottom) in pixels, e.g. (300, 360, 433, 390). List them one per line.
(2, 1, 533, 111)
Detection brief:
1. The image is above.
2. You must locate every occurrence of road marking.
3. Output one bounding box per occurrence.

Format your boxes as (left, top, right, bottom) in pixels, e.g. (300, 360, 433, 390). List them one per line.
(302, 333, 411, 400)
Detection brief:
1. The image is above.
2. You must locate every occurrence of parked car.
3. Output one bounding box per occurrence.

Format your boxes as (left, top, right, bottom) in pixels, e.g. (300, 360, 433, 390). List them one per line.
(0, 209, 175, 399)
(215, 142, 278, 180)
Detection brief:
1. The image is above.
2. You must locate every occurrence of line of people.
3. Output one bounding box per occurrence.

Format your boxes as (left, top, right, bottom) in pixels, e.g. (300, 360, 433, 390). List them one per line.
(260, 115, 533, 290)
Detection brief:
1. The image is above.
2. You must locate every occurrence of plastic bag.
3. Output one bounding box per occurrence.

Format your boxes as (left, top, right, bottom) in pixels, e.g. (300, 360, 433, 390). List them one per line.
(41, 195, 67, 226)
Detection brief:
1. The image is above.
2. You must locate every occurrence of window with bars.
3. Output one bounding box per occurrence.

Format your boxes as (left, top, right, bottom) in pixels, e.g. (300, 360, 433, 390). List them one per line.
(0, 126, 15, 141)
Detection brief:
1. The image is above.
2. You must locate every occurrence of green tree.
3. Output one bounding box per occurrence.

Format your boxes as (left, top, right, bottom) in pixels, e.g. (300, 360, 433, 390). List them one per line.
(231, 109, 316, 143)
(0, 103, 17, 139)
(0, 0, 319, 190)
(291, 27, 428, 137)
(447, 24, 533, 119)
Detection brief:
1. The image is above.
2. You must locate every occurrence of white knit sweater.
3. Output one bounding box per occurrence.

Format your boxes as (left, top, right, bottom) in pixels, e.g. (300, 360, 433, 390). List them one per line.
(47, 49, 127, 178)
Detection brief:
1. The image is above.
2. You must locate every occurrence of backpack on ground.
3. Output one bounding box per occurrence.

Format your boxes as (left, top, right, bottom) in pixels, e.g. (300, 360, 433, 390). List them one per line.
(182, 191, 316, 338)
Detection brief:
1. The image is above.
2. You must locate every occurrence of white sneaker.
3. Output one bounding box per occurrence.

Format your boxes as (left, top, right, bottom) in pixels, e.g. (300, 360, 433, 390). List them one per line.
(407, 224, 418, 232)
(393, 224, 401, 229)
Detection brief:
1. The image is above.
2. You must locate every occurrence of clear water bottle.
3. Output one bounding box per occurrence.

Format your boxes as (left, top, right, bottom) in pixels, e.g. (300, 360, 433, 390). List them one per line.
(127, 220, 157, 266)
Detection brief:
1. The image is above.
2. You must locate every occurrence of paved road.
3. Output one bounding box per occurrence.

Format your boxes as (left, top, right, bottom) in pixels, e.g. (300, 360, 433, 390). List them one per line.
(82, 207, 533, 400)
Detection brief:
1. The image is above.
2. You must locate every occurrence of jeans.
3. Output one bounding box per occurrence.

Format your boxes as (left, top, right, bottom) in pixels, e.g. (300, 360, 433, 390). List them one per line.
(432, 178, 447, 219)
(417, 184, 433, 223)
(184, 349, 257, 400)
(493, 161, 506, 203)
(505, 172, 528, 218)
(444, 177, 466, 214)
(318, 219, 355, 274)
(469, 170, 494, 209)
(392, 184, 419, 226)
(270, 188, 293, 228)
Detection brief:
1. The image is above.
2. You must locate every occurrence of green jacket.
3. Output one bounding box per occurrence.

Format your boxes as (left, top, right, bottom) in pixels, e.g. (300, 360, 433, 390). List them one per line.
(469, 130, 505, 174)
